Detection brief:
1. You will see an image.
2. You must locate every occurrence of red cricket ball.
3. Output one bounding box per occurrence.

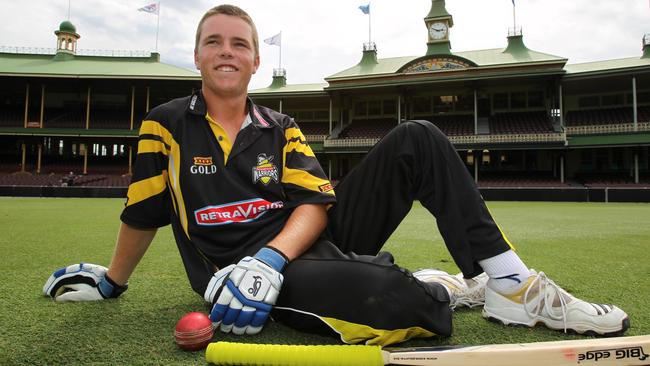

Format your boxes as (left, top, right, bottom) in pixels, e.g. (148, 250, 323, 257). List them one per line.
(174, 312, 214, 351)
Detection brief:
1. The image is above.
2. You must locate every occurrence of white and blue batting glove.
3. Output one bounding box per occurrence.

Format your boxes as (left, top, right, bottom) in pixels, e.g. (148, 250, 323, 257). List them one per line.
(43, 263, 128, 302)
(208, 247, 288, 335)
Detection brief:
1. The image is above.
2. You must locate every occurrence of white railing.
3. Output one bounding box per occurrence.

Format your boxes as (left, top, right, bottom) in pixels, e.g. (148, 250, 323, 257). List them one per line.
(447, 132, 565, 144)
(363, 42, 377, 51)
(508, 27, 523, 37)
(323, 133, 565, 148)
(566, 122, 650, 135)
(324, 138, 380, 148)
(0, 46, 150, 57)
(305, 134, 327, 142)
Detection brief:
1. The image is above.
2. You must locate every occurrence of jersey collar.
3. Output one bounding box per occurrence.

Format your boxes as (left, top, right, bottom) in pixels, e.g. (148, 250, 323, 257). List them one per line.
(187, 91, 274, 130)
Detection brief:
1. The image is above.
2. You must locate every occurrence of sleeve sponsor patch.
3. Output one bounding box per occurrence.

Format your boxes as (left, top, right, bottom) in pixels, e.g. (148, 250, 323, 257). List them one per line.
(318, 182, 334, 193)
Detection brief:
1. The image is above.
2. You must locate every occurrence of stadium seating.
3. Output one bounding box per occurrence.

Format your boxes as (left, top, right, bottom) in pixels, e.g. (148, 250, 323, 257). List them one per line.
(89, 108, 131, 129)
(477, 172, 568, 187)
(299, 122, 329, 140)
(576, 173, 650, 187)
(44, 108, 86, 129)
(338, 118, 397, 139)
(565, 107, 634, 126)
(0, 172, 131, 187)
(0, 172, 63, 186)
(0, 107, 24, 127)
(425, 114, 474, 136)
(489, 111, 552, 134)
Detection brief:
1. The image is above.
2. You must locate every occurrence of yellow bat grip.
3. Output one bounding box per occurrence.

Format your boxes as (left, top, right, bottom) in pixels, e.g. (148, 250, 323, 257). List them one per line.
(206, 342, 384, 366)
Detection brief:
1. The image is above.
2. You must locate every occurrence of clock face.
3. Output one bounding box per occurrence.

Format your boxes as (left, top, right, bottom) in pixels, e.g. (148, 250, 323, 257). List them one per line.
(429, 21, 448, 40)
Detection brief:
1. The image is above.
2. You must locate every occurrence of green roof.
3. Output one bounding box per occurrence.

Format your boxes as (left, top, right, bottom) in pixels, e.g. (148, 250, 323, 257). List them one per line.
(57, 21, 77, 34)
(249, 82, 328, 96)
(564, 57, 650, 76)
(0, 52, 200, 80)
(327, 46, 566, 80)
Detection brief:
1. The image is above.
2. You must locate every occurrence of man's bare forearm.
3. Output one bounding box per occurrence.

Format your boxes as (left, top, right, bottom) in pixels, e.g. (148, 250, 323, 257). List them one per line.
(106, 222, 157, 285)
(267, 203, 328, 261)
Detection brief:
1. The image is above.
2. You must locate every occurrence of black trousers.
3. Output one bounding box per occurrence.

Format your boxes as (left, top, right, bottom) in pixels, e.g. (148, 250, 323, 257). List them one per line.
(273, 120, 511, 345)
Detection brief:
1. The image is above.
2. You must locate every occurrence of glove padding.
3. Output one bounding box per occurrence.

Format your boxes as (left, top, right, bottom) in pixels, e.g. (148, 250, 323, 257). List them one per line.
(43, 263, 127, 302)
(208, 247, 287, 335)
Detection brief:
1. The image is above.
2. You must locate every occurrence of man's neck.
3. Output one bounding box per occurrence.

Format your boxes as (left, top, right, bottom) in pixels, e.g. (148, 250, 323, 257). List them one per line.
(202, 89, 249, 140)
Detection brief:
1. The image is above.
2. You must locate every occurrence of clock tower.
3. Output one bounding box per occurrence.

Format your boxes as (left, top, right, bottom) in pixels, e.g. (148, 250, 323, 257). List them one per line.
(424, 0, 453, 55)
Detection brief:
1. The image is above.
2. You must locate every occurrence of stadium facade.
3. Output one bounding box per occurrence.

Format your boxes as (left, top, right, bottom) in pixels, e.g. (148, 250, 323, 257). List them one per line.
(1, 1, 649, 201)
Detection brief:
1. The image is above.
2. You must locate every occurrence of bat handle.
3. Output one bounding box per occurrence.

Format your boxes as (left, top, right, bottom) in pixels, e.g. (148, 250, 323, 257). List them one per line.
(205, 342, 384, 366)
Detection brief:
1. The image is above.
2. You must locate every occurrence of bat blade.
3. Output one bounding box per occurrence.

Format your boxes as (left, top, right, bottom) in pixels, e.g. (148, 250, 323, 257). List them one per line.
(385, 335, 650, 366)
(205, 335, 650, 366)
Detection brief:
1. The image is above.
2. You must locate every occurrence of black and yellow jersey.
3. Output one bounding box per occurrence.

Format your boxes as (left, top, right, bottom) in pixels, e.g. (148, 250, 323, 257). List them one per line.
(120, 92, 336, 294)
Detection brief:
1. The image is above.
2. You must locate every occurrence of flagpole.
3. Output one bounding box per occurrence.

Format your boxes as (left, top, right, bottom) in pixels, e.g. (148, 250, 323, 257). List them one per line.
(368, 4, 372, 44)
(512, 1, 516, 31)
(155, 1, 161, 52)
(279, 32, 282, 69)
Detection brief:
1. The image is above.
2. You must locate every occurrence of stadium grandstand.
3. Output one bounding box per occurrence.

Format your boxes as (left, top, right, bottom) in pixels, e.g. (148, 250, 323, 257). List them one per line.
(1, 0, 650, 201)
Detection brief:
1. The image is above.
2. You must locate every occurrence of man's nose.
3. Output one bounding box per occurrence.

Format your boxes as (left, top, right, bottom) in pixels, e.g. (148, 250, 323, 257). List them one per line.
(219, 43, 234, 58)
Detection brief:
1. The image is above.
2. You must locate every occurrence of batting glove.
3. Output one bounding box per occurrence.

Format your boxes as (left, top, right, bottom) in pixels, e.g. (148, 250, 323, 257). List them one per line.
(208, 247, 288, 335)
(43, 263, 128, 302)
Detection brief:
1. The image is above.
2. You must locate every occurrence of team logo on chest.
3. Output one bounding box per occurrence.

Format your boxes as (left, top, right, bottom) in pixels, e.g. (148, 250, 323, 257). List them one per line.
(190, 156, 217, 175)
(252, 153, 279, 185)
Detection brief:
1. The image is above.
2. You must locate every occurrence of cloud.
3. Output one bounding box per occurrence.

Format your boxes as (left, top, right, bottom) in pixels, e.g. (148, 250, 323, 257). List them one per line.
(1, 0, 648, 89)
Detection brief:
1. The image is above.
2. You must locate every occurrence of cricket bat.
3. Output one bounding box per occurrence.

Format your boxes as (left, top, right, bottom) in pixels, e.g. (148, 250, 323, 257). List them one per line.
(205, 335, 650, 366)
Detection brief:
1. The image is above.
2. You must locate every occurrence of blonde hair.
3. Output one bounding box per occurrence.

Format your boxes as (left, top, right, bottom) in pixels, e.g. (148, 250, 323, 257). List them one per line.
(194, 4, 259, 57)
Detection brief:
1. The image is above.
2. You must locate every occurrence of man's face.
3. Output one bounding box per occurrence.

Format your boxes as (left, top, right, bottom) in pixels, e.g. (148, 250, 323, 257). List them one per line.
(194, 14, 260, 99)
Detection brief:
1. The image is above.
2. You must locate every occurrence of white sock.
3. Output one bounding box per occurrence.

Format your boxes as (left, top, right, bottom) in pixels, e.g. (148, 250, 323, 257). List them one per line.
(478, 250, 530, 294)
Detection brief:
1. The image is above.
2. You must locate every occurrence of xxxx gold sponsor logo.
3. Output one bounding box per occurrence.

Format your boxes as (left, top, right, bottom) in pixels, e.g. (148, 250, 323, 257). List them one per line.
(252, 153, 279, 185)
(318, 182, 334, 193)
(191, 156, 217, 175)
(194, 156, 213, 165)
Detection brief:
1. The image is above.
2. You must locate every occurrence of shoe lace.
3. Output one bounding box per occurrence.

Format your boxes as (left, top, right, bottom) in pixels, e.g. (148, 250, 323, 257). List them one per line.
(523, 271, 569, 332)
(453, 283, 485, 309)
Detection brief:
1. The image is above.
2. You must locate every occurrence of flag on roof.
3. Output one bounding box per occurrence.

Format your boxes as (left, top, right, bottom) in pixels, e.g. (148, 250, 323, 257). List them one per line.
(264, 32, 281, 47)
(359, 4, 370, 15)
(138, 3, 159, 14)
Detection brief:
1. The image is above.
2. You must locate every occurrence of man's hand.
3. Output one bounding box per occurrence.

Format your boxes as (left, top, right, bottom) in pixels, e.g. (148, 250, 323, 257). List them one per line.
(43, 263, 128, 302)
(208, 247, 288, 335)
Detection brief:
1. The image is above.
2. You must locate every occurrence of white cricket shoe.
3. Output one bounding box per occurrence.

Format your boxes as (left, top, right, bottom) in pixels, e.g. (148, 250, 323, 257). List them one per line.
(483, 270, 630, 336)
(414, 269, 489, 310)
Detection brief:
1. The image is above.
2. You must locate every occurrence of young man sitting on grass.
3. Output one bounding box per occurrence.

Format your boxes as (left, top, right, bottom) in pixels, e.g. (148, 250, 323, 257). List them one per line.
(44, 4, 629, 346)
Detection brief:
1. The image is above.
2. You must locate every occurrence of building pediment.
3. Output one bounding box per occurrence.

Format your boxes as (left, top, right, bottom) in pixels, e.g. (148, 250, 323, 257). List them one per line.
(399, 54, 477, 73)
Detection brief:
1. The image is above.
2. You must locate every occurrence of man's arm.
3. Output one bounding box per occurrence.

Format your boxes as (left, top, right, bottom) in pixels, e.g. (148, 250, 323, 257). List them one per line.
(106, 222, 158, 286)
(43, 222, 157, 301)
(267, 203, 328, 260)
(208, 203, 328, 334)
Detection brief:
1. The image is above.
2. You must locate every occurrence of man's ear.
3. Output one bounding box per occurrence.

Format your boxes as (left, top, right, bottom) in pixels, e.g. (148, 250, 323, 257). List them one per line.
(252, 54, 260, 74)
(194, 49, 200, 70)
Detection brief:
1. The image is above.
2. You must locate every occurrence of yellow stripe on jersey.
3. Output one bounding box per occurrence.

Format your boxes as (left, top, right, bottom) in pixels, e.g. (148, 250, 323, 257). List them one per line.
(205, 114, 233, 163)
(140, 120, 173, 148)
(282, 127, 334, 194)
(137, 139, 168, 154)
(166, 137, 190, 238)
(321, 316, 435, 346)
(284, 127, 316, 157)
(283, 167, 334, 194)
(125, 172, 168, 207)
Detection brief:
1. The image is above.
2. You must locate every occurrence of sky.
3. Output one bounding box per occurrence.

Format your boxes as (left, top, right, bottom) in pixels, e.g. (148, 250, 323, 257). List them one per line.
(1, 0, 649, 90)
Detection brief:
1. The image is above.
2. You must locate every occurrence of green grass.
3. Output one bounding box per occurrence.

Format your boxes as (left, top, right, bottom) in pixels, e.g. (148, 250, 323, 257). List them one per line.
(1, 198, 649, 365)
